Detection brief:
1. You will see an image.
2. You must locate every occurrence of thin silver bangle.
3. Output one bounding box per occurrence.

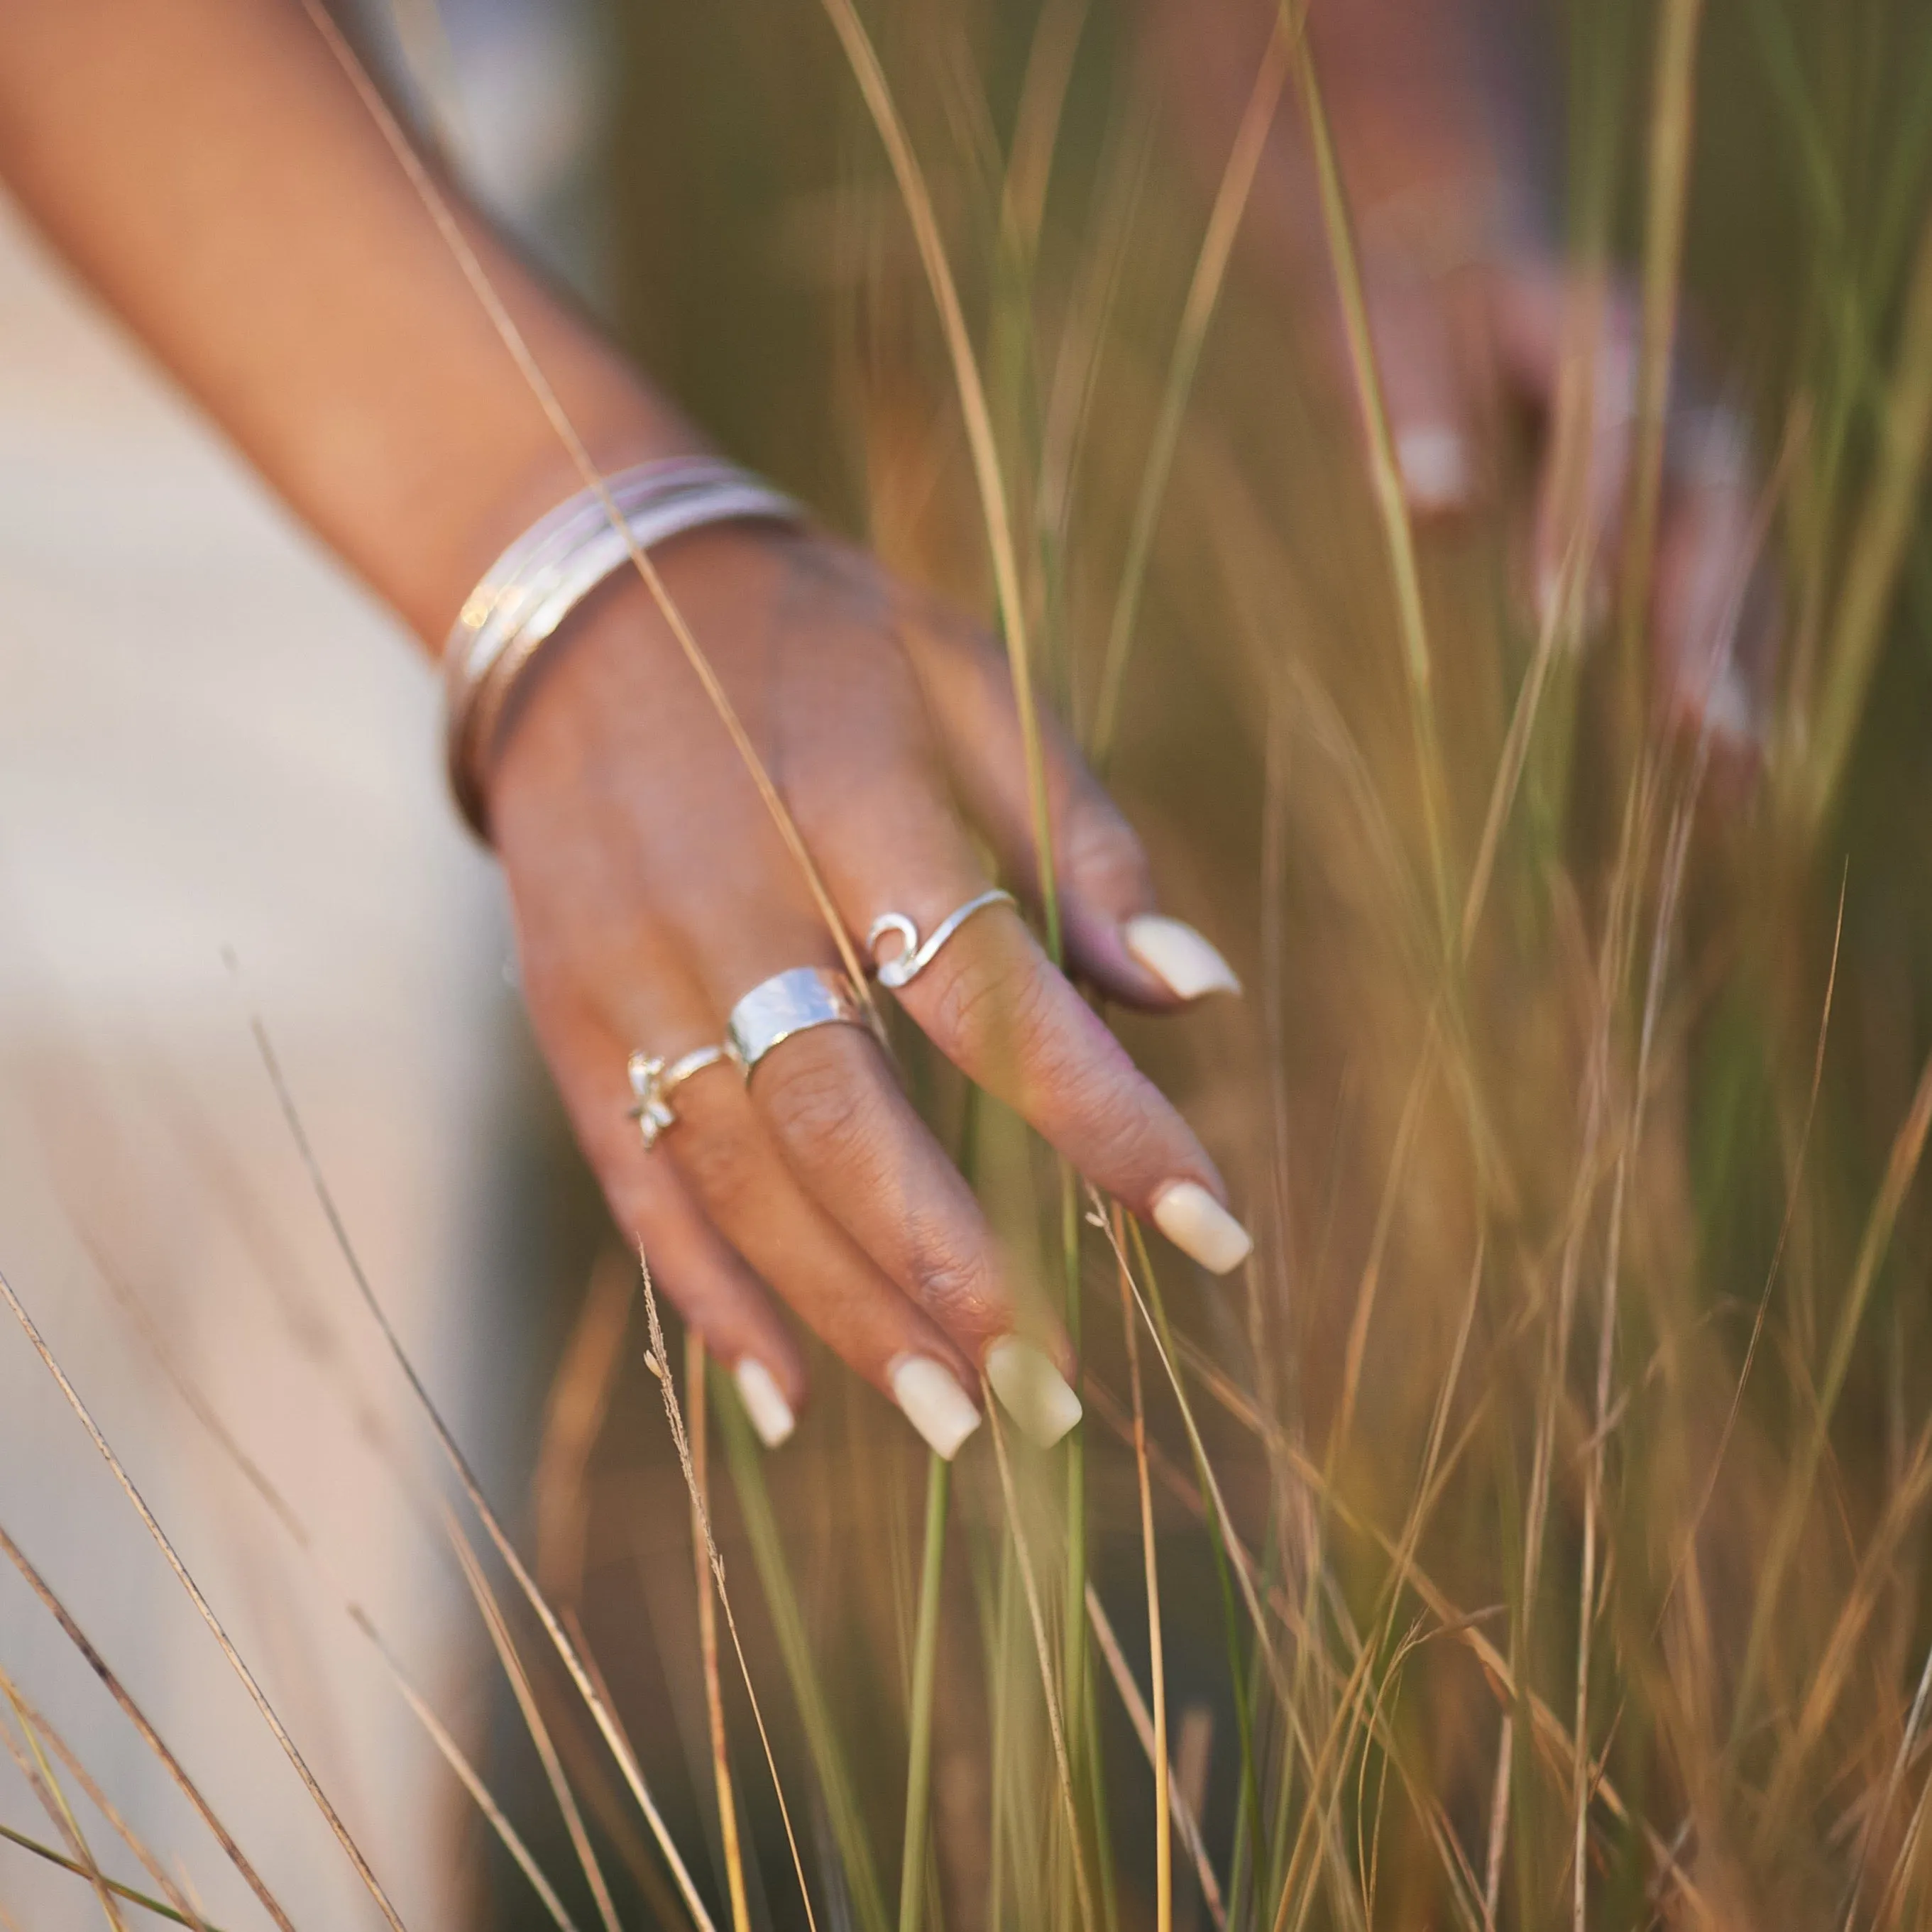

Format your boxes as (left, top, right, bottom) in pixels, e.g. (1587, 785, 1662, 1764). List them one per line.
(441, 456, 801, 838)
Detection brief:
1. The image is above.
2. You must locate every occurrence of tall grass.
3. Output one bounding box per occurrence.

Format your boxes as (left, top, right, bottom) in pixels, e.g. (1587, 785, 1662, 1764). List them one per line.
(11, 1, 1932, 1929)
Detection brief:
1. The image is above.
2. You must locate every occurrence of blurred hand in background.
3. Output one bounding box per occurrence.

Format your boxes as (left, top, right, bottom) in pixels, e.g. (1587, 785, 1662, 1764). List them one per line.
(1151, 0, 1778, 757)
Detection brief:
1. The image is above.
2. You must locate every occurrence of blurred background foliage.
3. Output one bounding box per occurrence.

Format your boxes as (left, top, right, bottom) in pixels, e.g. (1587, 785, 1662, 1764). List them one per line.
(440, 1, 1932, 1929)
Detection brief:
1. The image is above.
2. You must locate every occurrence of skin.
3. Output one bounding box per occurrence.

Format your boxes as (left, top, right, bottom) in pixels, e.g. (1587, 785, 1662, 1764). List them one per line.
(0, 0, 1229, 1433)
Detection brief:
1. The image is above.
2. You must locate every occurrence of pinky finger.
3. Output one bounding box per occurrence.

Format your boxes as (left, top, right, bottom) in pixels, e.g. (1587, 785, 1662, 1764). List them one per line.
(547, 1005, 808, 1449)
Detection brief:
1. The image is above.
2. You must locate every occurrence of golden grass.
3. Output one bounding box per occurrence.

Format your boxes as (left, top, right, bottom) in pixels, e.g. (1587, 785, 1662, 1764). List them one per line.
(0, 1669, 205, 1932)
(0, 1263, 407, 1931)
(638, 1260, 821, 1932)
(686, 1337, 754, 1932)
(0, 1522, 292, 1931)
(16, 4, 1932, 1928)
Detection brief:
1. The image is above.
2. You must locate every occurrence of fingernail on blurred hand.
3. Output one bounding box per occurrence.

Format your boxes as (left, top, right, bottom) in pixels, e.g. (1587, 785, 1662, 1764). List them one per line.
(1153, 1180, 1253, 1275)
(1699, 659, 1755, 747)
(1122, 915, 1241, 1001)
(1397, 424, 1476, 515)
(986, 1337, 1082, 1449)
(890, 1356, 982, 1460)
(734, 1357, 796, 1449)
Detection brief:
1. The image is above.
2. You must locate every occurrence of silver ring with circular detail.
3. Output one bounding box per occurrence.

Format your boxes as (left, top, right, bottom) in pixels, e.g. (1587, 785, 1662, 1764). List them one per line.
(627, 1043, 727, 1150)
(866, 887, 1017, 990)
(725, 967, 867, 1081)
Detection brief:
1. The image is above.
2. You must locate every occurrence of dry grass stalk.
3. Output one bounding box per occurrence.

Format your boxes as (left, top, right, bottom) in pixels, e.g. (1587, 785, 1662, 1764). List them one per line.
(79, 1246, 586, 1932)
(344, 1604, 583, 1932)
(1569, 757, 1703, 1930)
(1090, 1, 1295, 762)
(0, 1822, 216, 1932)
(1806, 199, 1932, 823)
(811, 0, 1065, 953)
(706, 1429, 888, 1932)
(1114, 1204, 1173, 1932)
(0, 1687, 129, 1932)
(444, 1508, 625, 1932)
(0, 1667, 208, 1932)
(1733, 1037, 1932, 1742)
(1080, 1353, 1708, 1920)
(534, 1251, 634, 1607)
(1615, 0, 1706, 754)
(241, 999, 717, 1931)
(895, 1450, 950, 1932)
(982, 1388, 1097, 1932)
(685, 1334, 754, 1932)
(635, 1255, 820, 1932)
(1001, 0, 1090, 260)
(0, 1266, 407, 1932)
(0, 1522, 293, 1931)
(1281, 0, 1454, 943)
(1082, 1585, 1226, 1928)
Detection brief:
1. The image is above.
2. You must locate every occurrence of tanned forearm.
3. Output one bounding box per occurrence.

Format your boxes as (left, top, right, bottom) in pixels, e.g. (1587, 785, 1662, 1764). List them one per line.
(0, 0, 692, 648)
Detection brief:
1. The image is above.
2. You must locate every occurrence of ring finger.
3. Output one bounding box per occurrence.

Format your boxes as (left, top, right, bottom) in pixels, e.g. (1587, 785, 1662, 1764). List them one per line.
(586, 962, 992, 1461)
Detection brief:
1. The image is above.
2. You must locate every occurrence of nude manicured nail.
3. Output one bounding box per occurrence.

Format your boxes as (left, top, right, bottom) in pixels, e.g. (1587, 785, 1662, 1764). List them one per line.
(1153, 1181, 1253, 1275)
(1536, 559, 1610, 635)
(986, 1337, 1082, 1449)
(890, 1356, 982, 1461)
(1396, 424, 1475, 513)
(1122, 915, 1241, 1001)
(1701, 659, 1755, 745)
(733, 1358, 796, 1450)
(1534, 560, 1563, 632)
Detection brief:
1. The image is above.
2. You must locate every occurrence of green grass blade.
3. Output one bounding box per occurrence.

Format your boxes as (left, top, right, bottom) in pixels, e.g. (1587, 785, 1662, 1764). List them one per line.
(0, 1824, 222, 1932)
(897, 1455, 950, 1932)
(715, 1381, 891, 1932)
(1613, 0, 1705, 765)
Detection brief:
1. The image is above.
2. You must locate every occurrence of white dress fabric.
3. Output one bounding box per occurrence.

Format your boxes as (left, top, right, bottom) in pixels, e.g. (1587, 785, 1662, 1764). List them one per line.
(0, 187, 514, 1931)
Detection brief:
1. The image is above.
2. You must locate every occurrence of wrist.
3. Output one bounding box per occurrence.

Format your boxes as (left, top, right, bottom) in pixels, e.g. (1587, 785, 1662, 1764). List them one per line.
(444, 461, 803, 838)
(396, 383, 708, 654)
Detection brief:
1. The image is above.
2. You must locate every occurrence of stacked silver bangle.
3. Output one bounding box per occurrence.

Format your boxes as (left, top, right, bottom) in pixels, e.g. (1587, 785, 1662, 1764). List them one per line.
(441, 455, 801, 837)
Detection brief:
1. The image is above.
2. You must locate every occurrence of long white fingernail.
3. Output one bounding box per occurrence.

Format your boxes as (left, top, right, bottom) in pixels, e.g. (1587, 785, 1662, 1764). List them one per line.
(1396, 424, 1475, 514)
(733, 1358, 796, 1449)
(889, 1356, 982, 1460)
(1122, 915, 1241, 1001)
(1701, 659, 1754, 744)
(986, 1337, 1082, 1449)
(1535, 560, 1564, 632)
(1153, 1181, 1253, 1275)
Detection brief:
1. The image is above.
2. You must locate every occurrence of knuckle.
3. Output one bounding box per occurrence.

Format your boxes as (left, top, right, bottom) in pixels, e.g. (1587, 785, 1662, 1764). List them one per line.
(672, 1118, 767, 1226)
(901, 1213, 1004, 1333)
(1067, 816, 1153, 908)
(925, 946, 1056, 1072)
(1080, 1090, 1173, 1185)
(755, 1044, 881, 1173)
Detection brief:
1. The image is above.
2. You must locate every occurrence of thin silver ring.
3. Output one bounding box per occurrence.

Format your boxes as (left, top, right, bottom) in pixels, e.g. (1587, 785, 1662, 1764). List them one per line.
(627, 1043, 727, 1150)
(866, 888, 1017, 990)
(725, 967, 867, 1081)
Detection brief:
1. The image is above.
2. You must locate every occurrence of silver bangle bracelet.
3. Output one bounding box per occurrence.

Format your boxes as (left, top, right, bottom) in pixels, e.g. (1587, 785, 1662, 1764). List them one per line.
(441, 456, 801, 837)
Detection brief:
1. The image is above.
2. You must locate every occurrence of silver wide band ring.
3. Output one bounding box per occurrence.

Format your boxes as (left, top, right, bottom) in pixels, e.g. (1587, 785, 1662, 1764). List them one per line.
(867, 887, 1017, 990)
(725, 967, 867, 1081)
(627, 1044, 727, 1150)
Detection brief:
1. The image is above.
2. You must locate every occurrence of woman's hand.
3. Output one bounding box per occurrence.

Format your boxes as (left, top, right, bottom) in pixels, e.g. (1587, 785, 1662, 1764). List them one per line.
(0, 0, 1248, 1461)
(1154, 0, 1777, 757)
(1350, 234, 1777, 754)
(486, 521, 1250, 1456)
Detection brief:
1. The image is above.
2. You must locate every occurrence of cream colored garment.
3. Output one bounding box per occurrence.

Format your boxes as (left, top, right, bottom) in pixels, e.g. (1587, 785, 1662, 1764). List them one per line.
(0, 190, 513, 1931)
